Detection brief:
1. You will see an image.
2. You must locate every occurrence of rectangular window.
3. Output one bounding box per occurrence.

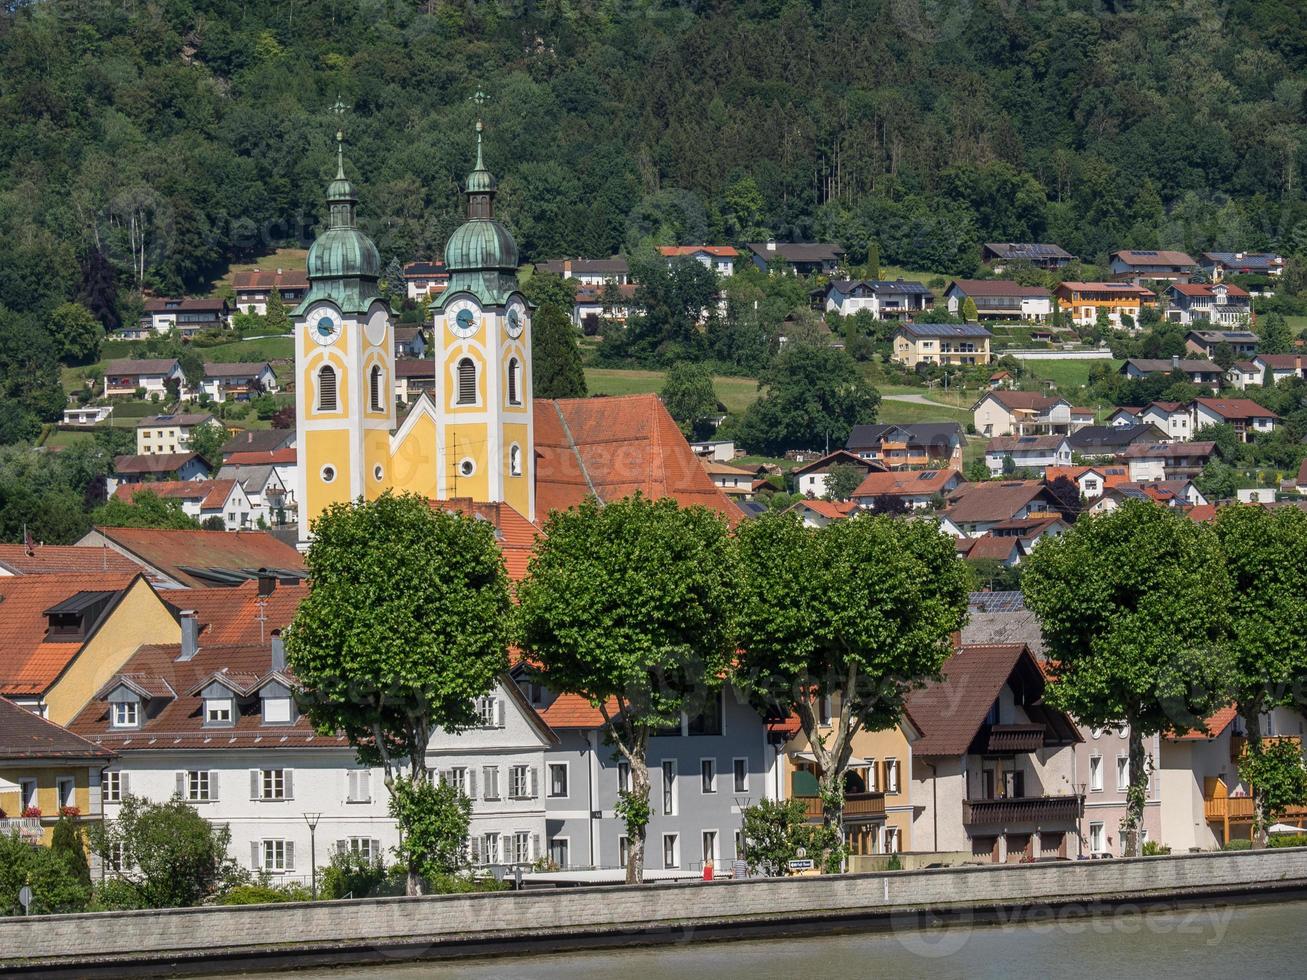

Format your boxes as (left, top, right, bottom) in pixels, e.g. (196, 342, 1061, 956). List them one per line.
(476, 697, 499, 728)
(734, 830, 743, 860)
(701, 830, 717, 866)
(260, 769, 286, 800)
(56, 777, 75, 810)
(103, 770, 122, 803)
(618, 836, 630, 869)
(482, 833, 500, 864)
(617, 761, 631, 794)
(205, 698, 233, 725)
(663, 833, 679, 869)
(347, 769, 371, 804)
(886, 826, 901, 854)
(1089, 755, 1104, 792)
(512, 831, 531, 864)
(106, 841, 127, 874)
(263, 697, 292, 724)
(687, 691, 723, 736)
(1089, 822, 1106, 854)
(509, 765, 532, 799)
(885, 759, 900, 794)
(733, 758, 748, 794)
(186, 770, 211, 802)
(445, 767, 468, 797)
(662, 761, 677, 815)
(111, 701, 139, 728)
(701, 759, 716, 794)
(482, 766, 500, 801)
(548, 763, 568, 798)
(262, 839, 287, 872)
(19, 779, 36, 812)
(1116, 755, 1130, 792)
(549, 837, 569, 869)
(348, 837, 379, 863)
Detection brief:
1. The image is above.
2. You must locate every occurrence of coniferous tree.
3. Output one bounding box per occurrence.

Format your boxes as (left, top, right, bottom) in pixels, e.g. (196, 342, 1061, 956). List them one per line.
(532, 304, 587, 399)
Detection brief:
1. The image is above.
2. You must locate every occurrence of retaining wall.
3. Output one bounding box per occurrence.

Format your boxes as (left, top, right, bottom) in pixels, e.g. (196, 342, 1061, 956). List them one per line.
(3, 847, 1306, 976)
(1004, 347, 1115, 360)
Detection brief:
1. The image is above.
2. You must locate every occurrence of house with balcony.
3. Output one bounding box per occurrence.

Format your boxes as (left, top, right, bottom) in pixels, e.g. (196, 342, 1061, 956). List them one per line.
(1184, 328, 1258, 359)
(1120, 442, 1217, 482)
(130, 298, 230, 339)
(62, 405, 113, 426)
(785, 499, 859, 527)
(393, 327, 427, 359)
(1166, 283, 1252, 326)
(818, 279, 934, 319)
(891, 323, 992, 368)
(1190, 397, 1279, 441)
(1198, 251, 1285, 281)
(0, 696, 115, 848)
(984, 435, 1071, 477)
(791, 450, 885, 498)
(215, 463, 292, 527)
(906, 643, 1083, 862)
(1251, 354, 1307, 386)
(1120, 358, 1224, 390)
(657, 245, 738, 277)
(943, 280, 1052, 322)
(534, 256, 631, 286)
(845, 423, 965, 470)
(701, 460, 762, 499)
(112, 480, 255, 530)
(573, 283, 640, 332)
(232, 268, 309, 315)
(102, 358, 186, 399)
(850, 468, 963, 510)
(1053, 282, 1156, 328)
(980, 243, 1073, 272)
(393, 360, 437, 405)
(1108, 250, 1197, 284)
(746, 241, 844, 276)
(972, 391, 1088, 438)
(1067, 424, 1168, 457)
(110, 453, 212, 491)
(135, 413, 220, 456)
(400, 260, 449, 301)
(199, 362, 278, 404)
(938, 480, 1066, 538)
(1226, 361, 1262, 390)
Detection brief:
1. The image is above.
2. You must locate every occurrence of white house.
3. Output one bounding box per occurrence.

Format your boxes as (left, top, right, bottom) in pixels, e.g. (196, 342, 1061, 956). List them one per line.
(820, 279, 933, 319)
(657, 246, 737, 277)
(984, 435, 1071, 477)
(1191, 398, 1279, 442)
(112, 479, 254, 529)
(103, 359, 186, 399)
(134, 298, 230, 337)
(1226, 361, 1262, 390)
(944, 280, 1052, 322)
(63, 405, 113, 426)
(136, 413, 220, 456)
(216, 463, 292, 527)
(1138, 401, 1191, 441)
(1251, 354, 1307, 386)
(200, 363, 279, 404)
(790, 450, 884, 498)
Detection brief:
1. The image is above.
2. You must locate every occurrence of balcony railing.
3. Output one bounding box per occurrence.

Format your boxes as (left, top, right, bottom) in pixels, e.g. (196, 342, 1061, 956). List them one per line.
(0, 817, 43, 842)
(1230, 734, 1300, 762)
(985, 723, 1046, 754)
(1204, 795, 1255, 822)
(962, 795, 1083, 826)
(795, 792, 886, 823)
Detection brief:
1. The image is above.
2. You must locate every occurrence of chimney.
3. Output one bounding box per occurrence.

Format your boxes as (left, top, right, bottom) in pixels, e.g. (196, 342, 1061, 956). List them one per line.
(562, 259, 572, 278)
(179, 610, 199, 661)
(1171, 354, 1180, 370)
(765, 240, 776, 252)
(276, 266, 283, 275)
(1235, 252, 1244, 260)
(257, 568, 276, 597)
(271, 629, 285, 672)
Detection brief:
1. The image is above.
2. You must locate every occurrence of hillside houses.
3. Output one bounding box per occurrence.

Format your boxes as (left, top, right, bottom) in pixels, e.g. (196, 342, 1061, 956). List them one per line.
(657, 245, 737, 276)
(1109, 249, 1197, 284)
(944, 280, 1052, 322)
(1053, 282, 1155, 327)
(817, 279, 934, 319)
(984, 435, 1071, 476)
(973, 392, 1092, 438)
(981, 242, 1073, 271)
(1166, 284, 1252, 326)
(846, 423, 964, 469)
(1120, 358, 1224, 389)
(103, 358, 186, 399)
(1198, 251, 1285, 281)
(745, 241, 844, 275)
(1185, 329, 1259, 359)
(892, 322, 992, 368)
(232, 268, 308, 314)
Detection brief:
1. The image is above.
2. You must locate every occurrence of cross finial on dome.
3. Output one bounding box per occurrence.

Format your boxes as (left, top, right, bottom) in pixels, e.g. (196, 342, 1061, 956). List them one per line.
(331, 97, 351, 179)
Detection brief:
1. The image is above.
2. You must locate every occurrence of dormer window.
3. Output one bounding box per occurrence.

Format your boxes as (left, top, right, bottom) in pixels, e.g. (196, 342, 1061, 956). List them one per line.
(112, 701, 139, 728)
(205, 698, 233, 726)
(263, 696, 292, 725)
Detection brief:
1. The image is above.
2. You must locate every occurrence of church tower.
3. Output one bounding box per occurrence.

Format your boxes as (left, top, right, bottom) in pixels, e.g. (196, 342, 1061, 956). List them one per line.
(429, 119, 535, 520)
(293, 127, 395, 543)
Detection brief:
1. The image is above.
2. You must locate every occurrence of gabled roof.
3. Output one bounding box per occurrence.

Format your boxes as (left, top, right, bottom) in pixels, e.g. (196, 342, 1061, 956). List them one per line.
(1044, 465, 1105, 484)
(1171, 283, 1250, 299)
(1056, 282, 1155, 297)
(401, 260, 448, 279)
(942, 480, 1057, 524)
(982, 243, 1072, 261)
(897, 322, 991, 339)
(1123, 358, 1221, 374)
(143, 297, 227, 313)
(1253, 354, 1307, 370)
(394, 359, 437, 378)
(852, 468, 961, 498)
(985, 435, 1068, 452)
(220, 429, 295, 456)
(231, 268, 309, 290)
(216, 463, 281, 493)
(1200, 252, 1282, 271)
(113, 453, 207, 476)
(1192, 397, 1279, 420)
(136, 413, 214, 428)
(540, 693, 621, 730)
(1110, 249, 1196, 267)
(846, 422, 963, 452)
(745, 242, 844, 263)
(79, 528, 305, 590)
(535, 257, 630, 276)
(103, 358, 181, 376)
(164, 579, 308, 646)
(790, 450, 884, 477)
(958, 535, 1021, 562)
(946, 279, 1051, 298)
(533, 394, 743, 526)
(1169, 706, 1239, 741)
(0, 544, 140, 577)
(203, 362, 275, 379)
(0, 696, 115, 763)
(1120, 441, 1216, 460)
(112, 479, 240, 510)
(657, 245, 738, 258)
(787, 499, 858, 521)
(977, 391, 1063, 413)
(224, 448, 296, 466)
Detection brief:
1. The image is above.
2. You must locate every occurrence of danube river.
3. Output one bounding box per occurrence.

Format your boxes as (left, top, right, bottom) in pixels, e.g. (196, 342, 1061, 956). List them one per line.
(222, 899, 1306, 979)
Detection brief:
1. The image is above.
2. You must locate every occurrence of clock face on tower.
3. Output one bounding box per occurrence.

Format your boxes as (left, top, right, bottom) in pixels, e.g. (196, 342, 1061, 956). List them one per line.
(307, 308, 341, 346)
(364, 308, 388, 347)
(506, 300, 525, 339)
(448, 300, 478, 339)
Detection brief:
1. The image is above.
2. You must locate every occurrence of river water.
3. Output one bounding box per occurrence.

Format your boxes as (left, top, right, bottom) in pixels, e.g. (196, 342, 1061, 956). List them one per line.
(227, 899, 1307, 979)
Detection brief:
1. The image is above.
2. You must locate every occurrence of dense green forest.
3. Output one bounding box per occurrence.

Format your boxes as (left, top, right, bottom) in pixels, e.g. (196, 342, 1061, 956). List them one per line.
(4, 0, 1307, 334)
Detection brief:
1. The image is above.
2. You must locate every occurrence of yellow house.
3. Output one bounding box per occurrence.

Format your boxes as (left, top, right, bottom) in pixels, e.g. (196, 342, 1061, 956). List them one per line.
(892, 322, 993, 368)
(0, 573, 180, 725)
(0, 696, 114, 846)
(778, 704, 918, 860)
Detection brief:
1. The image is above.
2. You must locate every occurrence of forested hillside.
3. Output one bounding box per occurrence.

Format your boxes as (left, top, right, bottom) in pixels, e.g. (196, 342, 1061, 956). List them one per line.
(3, 0, 1307, 331)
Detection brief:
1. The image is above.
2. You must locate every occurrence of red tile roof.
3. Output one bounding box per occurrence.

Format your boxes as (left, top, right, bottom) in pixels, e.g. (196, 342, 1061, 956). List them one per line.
(165, 580, 309, 647)
(540, 693, 621, 729)
(112, 479, 239, 510)
(1044, 466, 1104, 484)
(1192, 398, 1280, 420)
(657, 245, 739, 258)
(1171, 706, 1238, 741)
(948, 279, 1050, 298)
(430, 498, 539, 581)
(1187, 504, 1218, 522)
(1111, 250, 1196, 266)
(959, 535, 1021, 562)
(1171, 282, 1249, 298)
(231, 269, 309, 291)
(0, 544, 140, 577)
(1254, 354, 1307, 370)
(0, 696, 115, 763)
(84, 528, 305, 589)
(113, 453, 206, 475)
(533, 395, 743, 525)
(792, 500, 858, 521)
(852, 468, 961, 498)
(224, 449, 296, 466)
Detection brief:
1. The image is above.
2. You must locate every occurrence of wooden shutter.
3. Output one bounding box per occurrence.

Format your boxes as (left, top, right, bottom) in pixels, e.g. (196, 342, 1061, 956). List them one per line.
(318, 366, 337, 411)
(360, 770, 371, 803)
(532, 833, 540, 862)
(251, 841, 261, 870)
(371, 838, 381, 862)
(496, 698, 505, 728)
(120, 772, 129, 797)
(284, 770, 294, 799)
(250, 769, 260, 800)
(284, 841, 295, 871)
(467, 768, 477, 800)
(529, 767, 539, 799)
(470, 835, 482, 864)
(457, 358, 476, 404)
(209, 771, 219, 801)
(176, 772, 186, 797)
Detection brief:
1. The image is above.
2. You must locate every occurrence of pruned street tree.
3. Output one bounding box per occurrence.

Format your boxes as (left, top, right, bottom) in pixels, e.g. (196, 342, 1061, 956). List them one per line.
(1022, 501, 1233, 856)
(515, 495, 737, 883)
(733, 512, 968, 853)
(285, 492, 512, 895)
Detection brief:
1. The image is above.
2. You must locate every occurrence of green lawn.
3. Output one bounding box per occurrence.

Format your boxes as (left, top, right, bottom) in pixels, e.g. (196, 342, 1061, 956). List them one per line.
(200, 335, 294, 363)
(877, 397, 972, 428)
(583, 367, 761, 415)
(1018, 358, 1121, 391)
(877, 265, 950, 287)
(207, 248, 308, 299)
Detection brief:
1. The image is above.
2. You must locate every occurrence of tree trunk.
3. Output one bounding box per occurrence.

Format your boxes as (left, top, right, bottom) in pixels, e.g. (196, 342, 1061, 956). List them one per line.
(818, 763, 845, 841)
(1120, 724, 1149, 857)
(626, 758, 650, 885)
(1241, 707, 1268, 848)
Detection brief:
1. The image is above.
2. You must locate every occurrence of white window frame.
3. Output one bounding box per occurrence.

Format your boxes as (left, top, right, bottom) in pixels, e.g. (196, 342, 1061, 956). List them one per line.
(482, 832, 501, 865)
(1116, 754, 1130, 792)
(548, 836, 569, 869)
(661, 760, 677, 816)
(56, 776, 75, 810)
(886, 826, 901, 853)
(885, 758, 900, 795)
(111, 701, 139, 729)
(103, 770, 122, 803)
(1089, 755, 1104, 793)
(186, 770, 212, 802)
(548, 762, 569, 799)
(512, 830, 531, 864)
(19, 778, 36, 812)
(348, 837, 379, 863)
(262, 839, 288, 873)
(260, 768, 287, 801)
(482, 766, 500, 801)
(205, 698, 233, 725)
(733, 757, 749, 794)
(509, 764, 531, 799)
(445, 766, 468, 797)
(701, 829, 719, 867)
(1089, 821, 1106, 854)
(476, 696, 500, 728)
(106, 841, 127, 874)
(700, 758, 717, 794)
(662, 832, 679, 870)
(346, 769, 371, 804)
(617, 760, 631, 794)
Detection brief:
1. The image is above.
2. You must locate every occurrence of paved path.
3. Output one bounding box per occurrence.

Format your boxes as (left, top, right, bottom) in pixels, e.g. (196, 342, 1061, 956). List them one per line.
(882, 392, 949, 405)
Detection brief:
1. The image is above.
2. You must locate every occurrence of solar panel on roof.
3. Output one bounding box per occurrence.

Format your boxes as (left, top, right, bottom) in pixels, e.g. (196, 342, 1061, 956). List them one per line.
(918, 470, 938, 480)
(968, 591, 1026, 612)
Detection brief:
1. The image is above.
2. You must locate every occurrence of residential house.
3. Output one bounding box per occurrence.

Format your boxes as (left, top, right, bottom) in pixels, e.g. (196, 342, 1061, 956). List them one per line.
(906, 644, 1083, 862)
(944, 280, 1052, 322)
(1226, 361, 1263, 391)
(0, 573, 178, 723)
(956, 517, 1067, 567)
(537, 685, 775, 875)
(818, 280, 934, 319)
(200, 363, 278, 404)
(215, 463, 292, 526)
(891, 323, 992, 368)
(1044, 465, 1108, 499)
(1109, 250, 1198, 284)
(111, 453, 211, 490)
(1138, 401, 1192, 440)
(689, 440, 736, 463)
(938, 480, 1064, 538)
(393, 327, 427, 359)
(1190, 398, 1279, 441)
(136, 413, 219, 456)
(657, 246, 737, 277)
(745, 241, 844, 276)
(1183, 328, 1258, 359)
(102, 358, 186, 399)
(1251, 354, 1307, 385)
(701, 460, 760, 499)
(989, 370, 1015, 389)
(0, 697, 115, 848)
(791, 450, 885, 498)
(1053, 283, 1155, 328)
(1198, 252, 1285, 282)
(785, 499, 858, 527)
(1106, 407, 1141, 427)
(1120, 442, 1217, 482)
(394, 360, 437, 404)
(972, 391, 1085, 437)
(850, 469, 963, 510)
(534, 257, 631, 286)
(133, 298, 230, 338)
(572, 283, 639, 332)
(74, 527, 305, 589)
(1120, 357, 1223, 389)
(846, 423, 965, 469)
(1067, 424, 1168, 456)
(1079, 724, 1164, 857)
(232, 268, 309, 315)
(980, 243, 1074, 272)
(984, 435, 1071, 477)
(112, 480, 256, 530)
(1166, 284, 1252, 327)
(62, 405, 113, 426)
(400, 261, 449, 301)
(220, 429, 296, 460)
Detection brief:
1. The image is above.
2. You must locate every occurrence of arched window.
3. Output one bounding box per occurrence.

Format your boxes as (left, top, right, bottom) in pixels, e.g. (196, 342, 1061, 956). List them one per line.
(369, 364, 383, 411)
(456, 358, 477, 405)
(507, 357, 521, 405)
(317, 365, 337, 412)
(510, 443, 522, 477)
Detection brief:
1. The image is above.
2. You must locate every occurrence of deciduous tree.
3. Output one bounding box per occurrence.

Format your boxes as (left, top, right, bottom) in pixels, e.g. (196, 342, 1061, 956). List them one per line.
(660, 361, 718, 438)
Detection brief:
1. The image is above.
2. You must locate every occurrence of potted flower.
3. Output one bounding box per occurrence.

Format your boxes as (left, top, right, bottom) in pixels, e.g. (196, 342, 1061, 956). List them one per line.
(21, 805, 41, 818)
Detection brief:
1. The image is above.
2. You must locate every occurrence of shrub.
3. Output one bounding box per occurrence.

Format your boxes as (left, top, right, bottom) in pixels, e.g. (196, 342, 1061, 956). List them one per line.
(217, 882, 312, 905)
(1141, 840, 1171, 856)
(319, 852, 396, 901)
(1267, 833, 1307, 848)
(90, 878, 146, 911)
(1222, 838, 1253, 850)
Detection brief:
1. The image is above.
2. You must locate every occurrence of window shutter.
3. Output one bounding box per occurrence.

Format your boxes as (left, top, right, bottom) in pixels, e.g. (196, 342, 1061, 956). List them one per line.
(467, 768, 477, 800)
(371, 838, 381, 862)
(251, 841, 261, 870)
(318, 366, 337, 411)
(284, 770, 294, 799)
(360, 770, 371, 803)
(482, 766, 493, 800)
(120, 772, 129, 796)
(529, 767, 539, 799)
(176, 772, 186, 797)
(335, 839, 347, 856)
(457, 359, 476, 404)
(284, 841, 295, 870)
(210, 771, 220, 801)
(532, 833, 540, 862)
(346, 770, 356, 803)
(496, 698, 505, 728)
(250, 769, 260, 800)
(470, 835, 481, 864)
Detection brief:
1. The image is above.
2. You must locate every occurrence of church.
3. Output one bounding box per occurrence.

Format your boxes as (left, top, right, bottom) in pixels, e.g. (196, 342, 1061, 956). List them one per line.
(293, 121, 740, 545)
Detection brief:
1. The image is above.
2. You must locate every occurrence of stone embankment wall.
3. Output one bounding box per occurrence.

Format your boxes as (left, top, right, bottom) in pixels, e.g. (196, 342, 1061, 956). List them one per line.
(3, 847, 1306, 976)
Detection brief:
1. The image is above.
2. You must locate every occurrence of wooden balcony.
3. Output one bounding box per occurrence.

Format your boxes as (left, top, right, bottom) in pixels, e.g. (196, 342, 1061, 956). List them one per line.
(1230, 734, 1300, 762)
(796, 792, 886, 823)
(1204, 795, 1255, 823)
(963, 795, 1083, 826)
(985, 723, 1046, 754)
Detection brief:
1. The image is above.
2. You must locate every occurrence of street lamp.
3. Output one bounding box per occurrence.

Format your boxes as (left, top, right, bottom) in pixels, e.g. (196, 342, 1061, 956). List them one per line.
(303, 812, 321, 899)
